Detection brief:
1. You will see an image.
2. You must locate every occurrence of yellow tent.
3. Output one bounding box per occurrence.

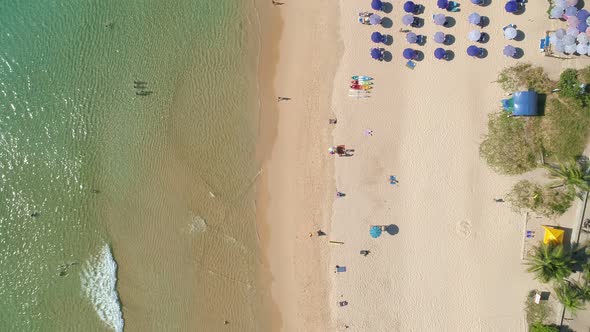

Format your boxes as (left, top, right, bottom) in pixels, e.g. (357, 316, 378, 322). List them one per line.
(542, 226, 564, 245)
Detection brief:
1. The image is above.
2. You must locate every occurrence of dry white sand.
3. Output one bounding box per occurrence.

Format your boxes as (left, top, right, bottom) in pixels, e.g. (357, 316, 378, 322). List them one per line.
(327, 1, 589, 331)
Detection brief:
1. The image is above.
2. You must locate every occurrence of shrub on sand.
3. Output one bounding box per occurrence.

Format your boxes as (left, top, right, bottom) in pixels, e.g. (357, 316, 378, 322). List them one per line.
(530, 323, 560, 332)
(525, 290, 553, 326)
(497, 63, 554, 93)
(507, 180, 574, 217)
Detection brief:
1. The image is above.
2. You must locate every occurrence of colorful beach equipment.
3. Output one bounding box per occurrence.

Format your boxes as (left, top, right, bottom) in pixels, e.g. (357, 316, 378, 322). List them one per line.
(433, 13, 446, 26)
(503, 45, 516, 57)
(406, 32, 418, 43)
(403, 48, 417, 59)
(370, 225, 383, 238)
(433, 31, 446, 43)
(468, 12, 481, 25)
(542, 226, 564, 245)
(467, 45, 482, 57)
(434, 48, 447, 59)
(371, 31, 386, 43)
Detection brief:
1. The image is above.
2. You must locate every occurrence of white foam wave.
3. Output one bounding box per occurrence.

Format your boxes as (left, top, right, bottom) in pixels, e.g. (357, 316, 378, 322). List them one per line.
(81, 244, 124, 332)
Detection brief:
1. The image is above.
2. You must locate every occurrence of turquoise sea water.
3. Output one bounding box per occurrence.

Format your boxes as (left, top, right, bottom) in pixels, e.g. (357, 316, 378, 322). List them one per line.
(0, 1, 262, 331)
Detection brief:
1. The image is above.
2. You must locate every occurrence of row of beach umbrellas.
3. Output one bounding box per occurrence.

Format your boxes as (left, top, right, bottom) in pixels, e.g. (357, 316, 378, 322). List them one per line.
(549, 27, 590, 55)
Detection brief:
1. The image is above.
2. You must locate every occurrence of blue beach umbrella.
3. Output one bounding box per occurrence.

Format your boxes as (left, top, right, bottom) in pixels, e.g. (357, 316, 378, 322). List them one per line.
(468, 12, 481, 25)
(467, 45, 481, 56)
(437, 0, 449, 9)
(372, 0, 383, 11)
(402, 14, 415, 26)
(370, 226, 383, 238)
(505, 1, 519, 13)
(434, 48, 447, 59)
(406, 32, 418, 43)
(404, 1, 417, 13)
(371, 48, 383, 59)
(471, 0, 483, 4)
(403, 48, 417, 59)
(433, 13, 447, 26)
(503, 45, 516, 57)
(369, 14, 382, 25)
(371, 31, 385, 43)
(433, 31, 446, 43)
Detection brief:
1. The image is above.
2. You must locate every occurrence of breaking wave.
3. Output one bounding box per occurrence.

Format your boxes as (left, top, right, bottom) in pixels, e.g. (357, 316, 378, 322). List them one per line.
(81, 244, 124, 332)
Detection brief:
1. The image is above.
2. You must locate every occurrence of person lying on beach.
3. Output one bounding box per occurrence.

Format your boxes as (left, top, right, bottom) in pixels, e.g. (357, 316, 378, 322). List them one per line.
(272, 0, 284, 5)
(277, 96, 291, 101)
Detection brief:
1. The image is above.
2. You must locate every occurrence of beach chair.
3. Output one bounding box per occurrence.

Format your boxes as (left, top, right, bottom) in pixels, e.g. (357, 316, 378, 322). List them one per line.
(390, 175, 398, 185)
(539, 36, 549, 52)
(417, 35, 426, 44)
(336, 265, 346, 273)
(406, 60, 416, 70)
(447, 1, 460, 12)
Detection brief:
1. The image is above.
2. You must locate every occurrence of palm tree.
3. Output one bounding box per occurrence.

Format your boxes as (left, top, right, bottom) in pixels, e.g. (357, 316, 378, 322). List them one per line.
(525, 243, 575, 283)
(554, 281, 586, 315)
(544, 160, 590, 193)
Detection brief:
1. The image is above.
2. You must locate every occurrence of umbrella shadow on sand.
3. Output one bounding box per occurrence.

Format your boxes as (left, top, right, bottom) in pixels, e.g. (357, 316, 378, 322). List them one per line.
(444, 50, 455, 61)
(381, 17, 393, 29)
(479, 16, 490, 28)
(381, 2, 393, 14)
(443, 34, 455, 45)
(414, 50, 425, 61)
(385, 224, 399, 235)
(384, 35, 394, 46)
(382, 51, 393, 62)
(514, 47, 524, 59)
(443, 17, 456, 28)
(514, 30, 525, 42)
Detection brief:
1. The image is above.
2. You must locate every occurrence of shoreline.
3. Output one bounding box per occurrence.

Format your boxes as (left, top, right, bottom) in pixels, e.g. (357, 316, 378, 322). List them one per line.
(253, 0, 342, 330)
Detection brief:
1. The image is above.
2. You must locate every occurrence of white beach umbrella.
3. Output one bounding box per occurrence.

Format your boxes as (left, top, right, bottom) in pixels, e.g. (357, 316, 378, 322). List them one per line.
(556, 28, 567, 39)
(565, 6, 578, 18)
(566, 0, 578, 6)
(565, 43, 577, 54)
(576, 43, 589, 54)
(555, 41, 566, 53)
(468, 30, 482, 41)
(550, 33, 559, 45)
(550, 6, 565, 19)
(556, 0, 567, 7)
(564, 34, 576, 45)
(567, 27, 580, 37)
(504, 27, 517, 40)
(567, 16, 580, 27)
(577, 32, 589, 43)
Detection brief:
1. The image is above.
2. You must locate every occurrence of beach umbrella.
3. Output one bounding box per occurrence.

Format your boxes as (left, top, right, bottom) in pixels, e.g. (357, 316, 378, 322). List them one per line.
(403, 48, 417, 59)
(586, 27, 590, 37)
(577, 9, 590, 21)
(577, 32, 588, 43)
(550, 7, 565, 19)
(433, 13, 446, 26)
(369, 14, 382, 25)
(504, 26, 517, 39)
(567, 0, 578, 6)
(577, 43, 589, 55)
(434, 31, 446, 43)
(468, 30, 482, 41)
(503, 45, 516, 57)
(404, 1, 417, 13)
(402, 14, 415, 26)
(471, 0, 483, 4)
(567, 27, 579, 36)
(434, 48, 446, 59)
(370, 226, 382, 238)
(549, 33, 559, 45)
(505, 1, 519, 13)
(556, 28, 566, 39)
(437, 0, 449, 9)
(371, 31, 385, 43)
(565, 43, 577, 54)
(370, 48, 383, 59)
(467, 45, 481, 56)
(564, 34, 576, 45)
(468, 12, 481, 25)
(406, 32, 418, 43)
(565, 7, 579, 18)
(372, 0, 383, 10)
(555, 41, 566, 53)
(555, 0, 567, 7)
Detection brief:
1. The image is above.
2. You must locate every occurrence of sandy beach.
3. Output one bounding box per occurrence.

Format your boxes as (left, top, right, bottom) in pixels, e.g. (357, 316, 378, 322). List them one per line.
(257, 0, 590, 331)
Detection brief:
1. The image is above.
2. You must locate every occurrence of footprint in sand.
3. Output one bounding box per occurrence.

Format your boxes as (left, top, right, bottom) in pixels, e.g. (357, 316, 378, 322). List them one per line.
(456, 220, 472, 238)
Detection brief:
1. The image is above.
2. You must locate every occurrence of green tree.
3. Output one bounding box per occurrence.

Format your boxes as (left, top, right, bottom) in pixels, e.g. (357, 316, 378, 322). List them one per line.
(555, 281, 586, 315)
(525, 243, 575, 283)
(557, 69, 581, 99)
(530, 323, 560, 332)
(544, 160, 590, 193)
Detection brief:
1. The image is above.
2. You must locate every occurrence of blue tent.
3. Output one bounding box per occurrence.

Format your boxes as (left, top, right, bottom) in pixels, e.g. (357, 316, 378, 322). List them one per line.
(370, 226, 382, 238)
(502, 91, 539, 116)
